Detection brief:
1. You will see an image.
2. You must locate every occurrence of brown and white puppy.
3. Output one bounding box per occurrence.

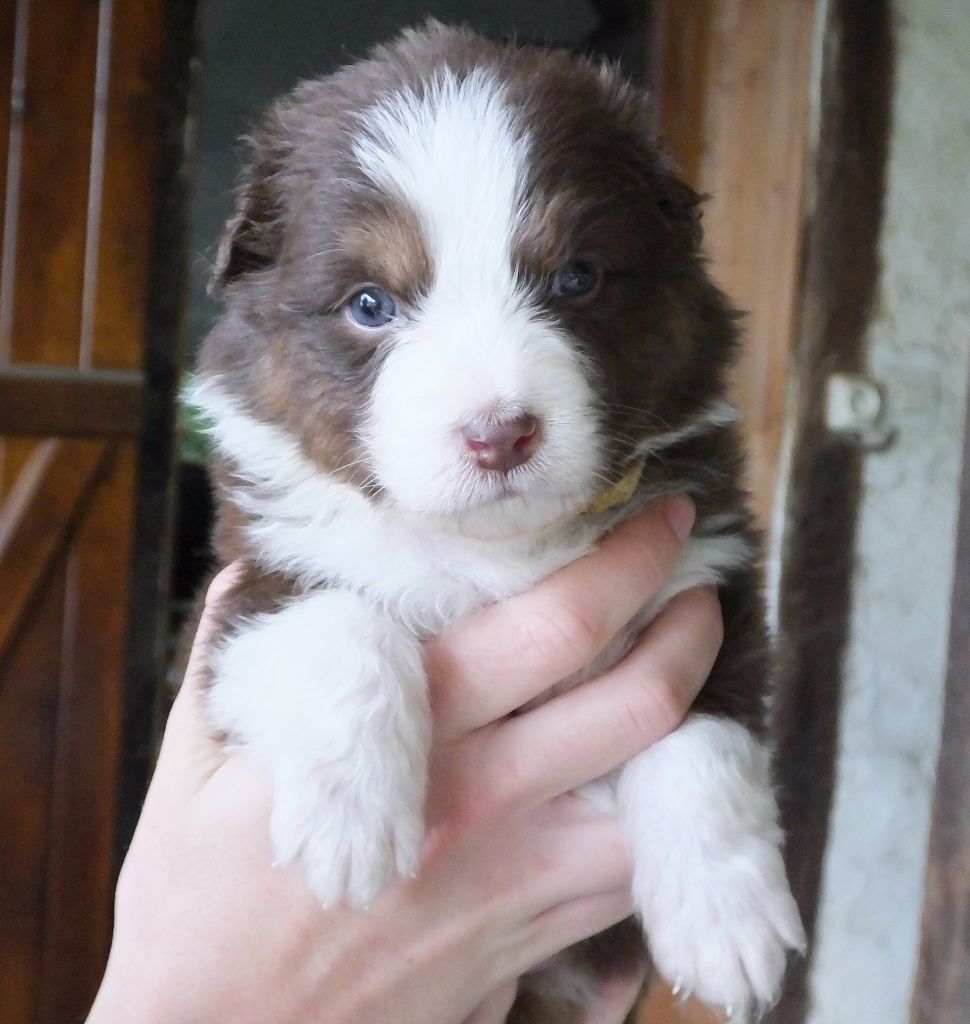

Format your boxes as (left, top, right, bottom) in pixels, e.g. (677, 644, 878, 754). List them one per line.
(187, 21, 804, 1021)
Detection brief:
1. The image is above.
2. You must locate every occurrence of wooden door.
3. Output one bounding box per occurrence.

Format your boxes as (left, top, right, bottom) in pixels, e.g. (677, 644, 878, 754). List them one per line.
(0, 2, 183, 1021)
(639, 2, 818, 1021)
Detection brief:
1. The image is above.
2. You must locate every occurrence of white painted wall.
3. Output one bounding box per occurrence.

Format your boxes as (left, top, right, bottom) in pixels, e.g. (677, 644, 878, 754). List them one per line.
(806, 1, 970, 1021)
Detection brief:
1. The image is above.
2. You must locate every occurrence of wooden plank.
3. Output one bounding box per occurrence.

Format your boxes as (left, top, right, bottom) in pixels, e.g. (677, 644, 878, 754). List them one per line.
(0, 0, 29, 356)
(652, 0, 717, 188)
(0, 1, 187, 1020)
(768, 2, 894, 1022)
(2, 0, 101, 501)
(39, 444, 136, 1024)
(0, 0, 31, 500)
(115, 0, 200, 863)
(910, 372, 970, 1022)
(653, 0, 816, 528)
(92, 0, 167, 371)
(0, 439, 38, 501)
(0, 0, 22, 266)
(9, 0, 99, 366)
(0, 439, 110, 666)
(0, 366, 143, 437)
(0, 559, 67, 1024)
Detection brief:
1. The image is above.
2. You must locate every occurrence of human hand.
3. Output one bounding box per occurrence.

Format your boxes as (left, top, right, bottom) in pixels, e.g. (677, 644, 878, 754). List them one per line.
(87, 497, 723, 1024)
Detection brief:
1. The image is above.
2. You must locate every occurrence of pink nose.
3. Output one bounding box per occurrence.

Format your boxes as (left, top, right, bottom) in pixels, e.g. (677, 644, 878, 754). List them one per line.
(461, 414, 539, 473)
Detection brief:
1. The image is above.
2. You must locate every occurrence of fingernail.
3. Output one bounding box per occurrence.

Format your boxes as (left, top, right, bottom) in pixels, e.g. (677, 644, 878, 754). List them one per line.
(664, 495, 695, 540)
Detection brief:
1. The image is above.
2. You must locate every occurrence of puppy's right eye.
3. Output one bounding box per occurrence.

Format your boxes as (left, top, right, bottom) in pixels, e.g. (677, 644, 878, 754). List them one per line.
(551, 258, 602, 300)
(347, 287, 397, 328)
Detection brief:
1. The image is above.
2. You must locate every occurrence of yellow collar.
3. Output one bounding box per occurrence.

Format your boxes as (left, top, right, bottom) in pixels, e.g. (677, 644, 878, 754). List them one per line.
(584, 458, 646, 514)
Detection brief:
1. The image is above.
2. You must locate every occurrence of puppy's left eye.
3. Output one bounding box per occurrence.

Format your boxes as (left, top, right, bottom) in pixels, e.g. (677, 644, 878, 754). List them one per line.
(551, 258, 601, 300)
(347, 287, 397, 328)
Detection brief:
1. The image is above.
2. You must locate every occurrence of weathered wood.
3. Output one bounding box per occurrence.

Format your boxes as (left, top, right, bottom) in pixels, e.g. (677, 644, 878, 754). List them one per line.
(910, 368, 970, 1022)
(768, 2, 894, 1022)
(652, 0, 816, 529)
(0, 439, 110, 667)
(0, 0, 20, 256)
(116, 0, 200, 866)
(0, 366, 143, 437)
(0, 0, 185, 1021)
(9, 0, 99, 366)
(92, 0, 170, 371)
(38, 444, 135, 1024)
(0, 560, 68, 1024)
(2, 0, 101, 494)
(0, 0, 33, 501)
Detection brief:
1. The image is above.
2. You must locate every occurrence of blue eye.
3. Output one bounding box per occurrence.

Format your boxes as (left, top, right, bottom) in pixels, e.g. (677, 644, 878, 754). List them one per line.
(551, 258, 601, 299)
(348, 287, 397, 327)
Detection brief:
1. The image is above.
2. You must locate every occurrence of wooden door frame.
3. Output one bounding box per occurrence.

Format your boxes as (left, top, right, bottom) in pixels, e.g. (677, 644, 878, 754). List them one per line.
(911, 376, 970, 1021)
(114, 0, 199, 874)
(650, 0, 817, 528)
(767, 2, 894, 1019)
(648, 1, 894, 1020)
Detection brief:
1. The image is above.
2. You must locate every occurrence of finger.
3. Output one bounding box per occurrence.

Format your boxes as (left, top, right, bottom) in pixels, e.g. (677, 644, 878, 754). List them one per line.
(178, 563, 244, 699)
(461, 981, 518, 1024)
(505, 797, 632, 914)
(427, 497, 695, 739)
(150, 563, 243, 800)
(489, 587, 723, 809)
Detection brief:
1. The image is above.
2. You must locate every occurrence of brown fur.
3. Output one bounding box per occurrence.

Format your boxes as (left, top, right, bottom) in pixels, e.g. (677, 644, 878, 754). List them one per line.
(196, 22, 772, 1021)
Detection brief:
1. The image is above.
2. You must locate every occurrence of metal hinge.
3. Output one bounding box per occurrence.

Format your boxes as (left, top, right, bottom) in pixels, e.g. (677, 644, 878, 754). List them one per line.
(824, 372, 896, 450)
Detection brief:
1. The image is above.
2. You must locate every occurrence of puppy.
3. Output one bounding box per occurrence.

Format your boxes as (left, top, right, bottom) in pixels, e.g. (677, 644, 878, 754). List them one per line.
(187, 21, 804, 1021)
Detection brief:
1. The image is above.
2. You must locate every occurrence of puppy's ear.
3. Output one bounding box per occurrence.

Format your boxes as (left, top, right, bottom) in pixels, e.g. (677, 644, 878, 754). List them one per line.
(210, 127, 287, 293)
(623, 80, 705, 250)
(654, 169, 705, 250)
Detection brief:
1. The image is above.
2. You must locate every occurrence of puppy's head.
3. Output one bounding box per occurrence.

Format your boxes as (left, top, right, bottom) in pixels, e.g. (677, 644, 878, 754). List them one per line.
(201, 22, 737, 538)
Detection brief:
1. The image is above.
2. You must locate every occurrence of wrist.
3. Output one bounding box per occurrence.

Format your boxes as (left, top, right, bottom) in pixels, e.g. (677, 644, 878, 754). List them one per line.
(86, 954, 171, 1024)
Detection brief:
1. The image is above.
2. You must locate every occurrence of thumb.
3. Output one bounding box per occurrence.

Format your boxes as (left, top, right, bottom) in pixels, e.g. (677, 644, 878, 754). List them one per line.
(150, 563, 242, 801)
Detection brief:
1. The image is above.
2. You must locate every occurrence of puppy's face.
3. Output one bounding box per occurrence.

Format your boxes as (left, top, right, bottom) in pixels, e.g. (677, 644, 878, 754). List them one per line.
(203, 25, 735, 538)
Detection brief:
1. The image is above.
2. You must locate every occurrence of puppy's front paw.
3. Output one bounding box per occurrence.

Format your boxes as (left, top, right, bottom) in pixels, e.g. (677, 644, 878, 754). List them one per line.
(619, 716, 805, 1019)
(206, 590, 431, 910)
(270, 755, 424, 908)
(638, 836, 805, 1019)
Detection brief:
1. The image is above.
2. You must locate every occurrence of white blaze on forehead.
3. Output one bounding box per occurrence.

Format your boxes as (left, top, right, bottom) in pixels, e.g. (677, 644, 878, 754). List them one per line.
(352, 67, 529, 297)
(351, 67, 602, 531)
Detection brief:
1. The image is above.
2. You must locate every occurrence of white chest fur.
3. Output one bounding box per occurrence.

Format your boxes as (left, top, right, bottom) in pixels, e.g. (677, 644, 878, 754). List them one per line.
(192, 376, 802, 1017)
(189, 376, 752, 637)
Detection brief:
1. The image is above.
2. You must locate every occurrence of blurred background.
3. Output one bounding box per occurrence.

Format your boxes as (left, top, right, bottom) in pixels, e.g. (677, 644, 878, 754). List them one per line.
(1, 2, 968, 1023)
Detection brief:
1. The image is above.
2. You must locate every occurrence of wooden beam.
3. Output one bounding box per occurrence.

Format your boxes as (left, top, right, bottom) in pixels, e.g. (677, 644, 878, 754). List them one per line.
(114, 0, 201, 873)
(768, 2, 894, 1021)
(652, 0, 817, 528)
(0, 366, 143, 437)
(911, 369, 970, 1023)
(0, 439, 111, 665)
